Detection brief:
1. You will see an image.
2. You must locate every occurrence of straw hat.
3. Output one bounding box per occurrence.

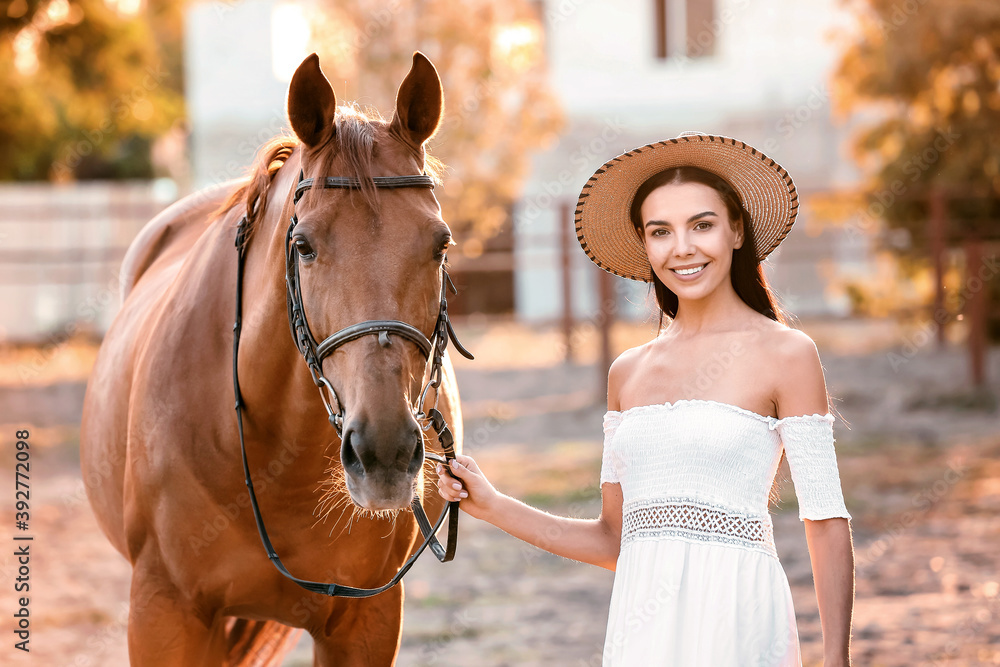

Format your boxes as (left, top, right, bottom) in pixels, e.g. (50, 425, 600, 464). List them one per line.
(574, 133, 798, 282)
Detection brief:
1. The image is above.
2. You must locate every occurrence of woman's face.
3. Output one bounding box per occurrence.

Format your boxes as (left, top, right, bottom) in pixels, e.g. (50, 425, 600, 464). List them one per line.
(639, 181, 744, 298)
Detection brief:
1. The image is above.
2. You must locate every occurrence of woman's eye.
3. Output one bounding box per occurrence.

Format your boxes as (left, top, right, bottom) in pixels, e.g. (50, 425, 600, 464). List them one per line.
(651, 228, 668, 237)
(294, 237, 316, 259)
(696, 222, 713, 230)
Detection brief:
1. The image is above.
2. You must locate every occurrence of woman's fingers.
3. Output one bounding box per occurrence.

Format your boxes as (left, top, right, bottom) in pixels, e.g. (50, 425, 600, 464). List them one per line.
(435, 463, 468, 500)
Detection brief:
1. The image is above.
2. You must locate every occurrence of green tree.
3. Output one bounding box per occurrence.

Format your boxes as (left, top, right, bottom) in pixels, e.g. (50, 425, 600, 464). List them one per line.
(0, 0, 184, 180)
(832, 0, 1000, 253)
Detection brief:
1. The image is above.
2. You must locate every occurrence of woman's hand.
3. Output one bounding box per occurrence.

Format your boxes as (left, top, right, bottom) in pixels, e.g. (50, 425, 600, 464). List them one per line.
(436, 455, 500, 521)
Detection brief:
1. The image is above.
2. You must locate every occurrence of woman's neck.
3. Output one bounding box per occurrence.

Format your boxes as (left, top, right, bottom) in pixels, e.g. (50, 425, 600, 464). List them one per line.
(666, 280, 753, 338)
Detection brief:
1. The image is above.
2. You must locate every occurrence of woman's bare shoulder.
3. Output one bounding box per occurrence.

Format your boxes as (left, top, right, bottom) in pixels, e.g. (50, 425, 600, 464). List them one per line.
(760, 323, 821, 366)
(606, 340, 655, 410)
(759, 324, 830, 417)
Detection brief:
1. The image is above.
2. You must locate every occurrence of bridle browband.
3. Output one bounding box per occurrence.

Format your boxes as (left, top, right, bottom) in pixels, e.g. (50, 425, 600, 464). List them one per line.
(232, 168, 473, 598)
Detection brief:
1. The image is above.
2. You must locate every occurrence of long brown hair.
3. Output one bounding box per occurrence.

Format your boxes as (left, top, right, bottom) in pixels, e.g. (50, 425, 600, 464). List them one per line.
(629, 166, 792, 330)
(629, 166, 794, 507)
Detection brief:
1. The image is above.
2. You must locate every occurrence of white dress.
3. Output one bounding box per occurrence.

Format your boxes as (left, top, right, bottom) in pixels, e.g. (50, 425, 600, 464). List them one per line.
(600, 399, 852, 666)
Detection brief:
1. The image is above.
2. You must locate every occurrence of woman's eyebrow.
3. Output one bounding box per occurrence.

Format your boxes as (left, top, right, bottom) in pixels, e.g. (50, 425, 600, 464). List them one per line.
(644, 211, 719, 228)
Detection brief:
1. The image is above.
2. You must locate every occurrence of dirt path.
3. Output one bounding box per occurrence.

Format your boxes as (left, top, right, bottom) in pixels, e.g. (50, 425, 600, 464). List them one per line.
(1, 320, 998, 666)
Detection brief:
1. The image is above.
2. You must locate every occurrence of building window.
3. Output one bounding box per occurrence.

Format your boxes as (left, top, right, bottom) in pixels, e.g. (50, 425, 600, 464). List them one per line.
(654, 0, 716, 61)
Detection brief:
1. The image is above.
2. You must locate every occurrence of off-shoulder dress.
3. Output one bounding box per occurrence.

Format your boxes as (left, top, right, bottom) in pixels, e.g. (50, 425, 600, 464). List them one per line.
(600, 399, 852, 666)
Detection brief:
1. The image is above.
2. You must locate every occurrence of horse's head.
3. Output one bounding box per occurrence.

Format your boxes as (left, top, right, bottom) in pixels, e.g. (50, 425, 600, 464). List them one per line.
(284, 53, 452, 512)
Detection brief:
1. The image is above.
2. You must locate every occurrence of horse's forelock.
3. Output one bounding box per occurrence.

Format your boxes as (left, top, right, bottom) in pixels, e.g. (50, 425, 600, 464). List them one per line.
(309, 103, 444, 213)
(221, 103, 444, 240)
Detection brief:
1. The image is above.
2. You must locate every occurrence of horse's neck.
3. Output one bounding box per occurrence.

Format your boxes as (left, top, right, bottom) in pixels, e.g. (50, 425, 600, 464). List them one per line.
(235, 152, 329, 445)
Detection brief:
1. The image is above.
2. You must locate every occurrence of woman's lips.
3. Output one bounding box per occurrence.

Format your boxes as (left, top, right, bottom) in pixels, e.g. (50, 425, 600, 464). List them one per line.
(670, 262, 708, 280)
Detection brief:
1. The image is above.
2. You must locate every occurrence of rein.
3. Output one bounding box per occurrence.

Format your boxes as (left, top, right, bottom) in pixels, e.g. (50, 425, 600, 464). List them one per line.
(232, 169, 473, 598)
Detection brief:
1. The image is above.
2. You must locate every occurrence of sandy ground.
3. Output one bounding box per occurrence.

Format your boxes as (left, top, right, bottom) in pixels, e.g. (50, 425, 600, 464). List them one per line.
(0, 317, 998, 666)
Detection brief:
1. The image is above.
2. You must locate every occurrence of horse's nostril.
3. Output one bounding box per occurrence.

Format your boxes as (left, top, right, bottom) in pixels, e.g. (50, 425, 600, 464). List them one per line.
(341, 429, 366, 477)
(407, 429, 424, 475)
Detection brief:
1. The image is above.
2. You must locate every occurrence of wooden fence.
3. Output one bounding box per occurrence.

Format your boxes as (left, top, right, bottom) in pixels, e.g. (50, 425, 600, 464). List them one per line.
(0, 181, 171, 343)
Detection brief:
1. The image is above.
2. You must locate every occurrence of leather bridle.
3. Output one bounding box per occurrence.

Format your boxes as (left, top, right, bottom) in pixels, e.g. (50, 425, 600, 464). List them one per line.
(232, 168, 473, 598)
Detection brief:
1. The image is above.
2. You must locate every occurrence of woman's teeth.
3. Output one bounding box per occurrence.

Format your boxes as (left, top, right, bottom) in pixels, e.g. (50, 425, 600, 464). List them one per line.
(673, 263, 707, 275)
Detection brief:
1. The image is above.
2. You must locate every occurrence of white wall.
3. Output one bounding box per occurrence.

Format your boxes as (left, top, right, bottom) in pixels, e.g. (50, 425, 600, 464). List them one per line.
(185, 0, 301, 189)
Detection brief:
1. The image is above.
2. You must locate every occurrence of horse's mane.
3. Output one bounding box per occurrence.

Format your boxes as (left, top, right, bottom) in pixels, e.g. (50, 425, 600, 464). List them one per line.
(218, 103, 444, 248)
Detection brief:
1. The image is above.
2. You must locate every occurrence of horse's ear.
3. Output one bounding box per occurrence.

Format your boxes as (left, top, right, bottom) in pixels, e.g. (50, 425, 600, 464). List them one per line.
(390, 52, 444, 148)
(287, 53, 337, 148)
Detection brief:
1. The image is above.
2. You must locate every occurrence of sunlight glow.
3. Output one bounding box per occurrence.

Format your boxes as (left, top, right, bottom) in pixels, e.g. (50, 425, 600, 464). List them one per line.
(104, 0, 143, 16)
(13, 28, 39, 76)
(491, 21, 542, 72)
(272, 2, 312, 83)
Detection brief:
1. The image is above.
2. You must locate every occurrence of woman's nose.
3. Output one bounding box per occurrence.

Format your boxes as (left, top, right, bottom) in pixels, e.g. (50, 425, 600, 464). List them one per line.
(673, 231, 695, 257)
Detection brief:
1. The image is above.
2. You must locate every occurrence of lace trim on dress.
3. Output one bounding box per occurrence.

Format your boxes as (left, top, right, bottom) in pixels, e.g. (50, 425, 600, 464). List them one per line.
(621, 497, 777, 558)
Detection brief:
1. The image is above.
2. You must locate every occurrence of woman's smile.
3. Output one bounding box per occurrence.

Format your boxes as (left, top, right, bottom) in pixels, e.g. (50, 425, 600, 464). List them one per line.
(670, 261, 710, 279)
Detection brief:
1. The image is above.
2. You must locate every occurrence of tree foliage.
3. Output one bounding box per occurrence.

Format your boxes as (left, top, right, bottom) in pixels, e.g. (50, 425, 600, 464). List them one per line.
(307, 0, 564, 241)
(831, 0, 1000, 253)
(0, 0, 183, 180)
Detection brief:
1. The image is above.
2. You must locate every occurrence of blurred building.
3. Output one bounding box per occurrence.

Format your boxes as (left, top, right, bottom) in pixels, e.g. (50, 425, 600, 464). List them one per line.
(182, 0, 873, 324)
(185, 0, 311, 191)
(514, 0, 869, 322)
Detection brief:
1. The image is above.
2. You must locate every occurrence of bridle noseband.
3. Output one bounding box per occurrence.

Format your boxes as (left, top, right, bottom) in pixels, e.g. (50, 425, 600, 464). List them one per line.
(232, 168, 473, 598)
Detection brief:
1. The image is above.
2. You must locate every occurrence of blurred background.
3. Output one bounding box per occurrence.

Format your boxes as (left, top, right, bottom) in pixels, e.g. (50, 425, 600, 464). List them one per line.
(0, 0, 998, 665)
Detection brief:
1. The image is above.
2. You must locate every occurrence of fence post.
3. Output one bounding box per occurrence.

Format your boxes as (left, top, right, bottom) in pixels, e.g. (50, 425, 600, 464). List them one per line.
(928, 189, 947, 349)
(560, 199, 574, 363)
(597, 269, 615, 403)
(964, 235, 987, 387)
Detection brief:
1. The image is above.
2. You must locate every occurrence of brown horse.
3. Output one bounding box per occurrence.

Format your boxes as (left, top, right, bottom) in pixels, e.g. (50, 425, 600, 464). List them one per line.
(80, 52, 463, 666)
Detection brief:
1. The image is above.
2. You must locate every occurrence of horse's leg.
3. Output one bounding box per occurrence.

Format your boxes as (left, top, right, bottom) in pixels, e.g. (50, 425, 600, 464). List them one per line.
(128, 565, 228, 666)
(310, 588, 405, 666)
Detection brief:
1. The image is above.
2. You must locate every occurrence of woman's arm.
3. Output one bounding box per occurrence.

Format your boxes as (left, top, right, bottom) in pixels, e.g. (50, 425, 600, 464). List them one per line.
(438, 457, 623, 570)
(773, 329, 855, 665)
(435, 349, 637, 570)
(804, 518, 855, 666)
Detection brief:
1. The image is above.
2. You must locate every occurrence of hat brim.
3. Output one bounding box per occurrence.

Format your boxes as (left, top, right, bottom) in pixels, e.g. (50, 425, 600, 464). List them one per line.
(575, 134, 798, 282)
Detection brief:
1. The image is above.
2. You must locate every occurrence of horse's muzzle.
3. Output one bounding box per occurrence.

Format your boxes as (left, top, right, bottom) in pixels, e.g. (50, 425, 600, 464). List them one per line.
(340, 419, 424, 511)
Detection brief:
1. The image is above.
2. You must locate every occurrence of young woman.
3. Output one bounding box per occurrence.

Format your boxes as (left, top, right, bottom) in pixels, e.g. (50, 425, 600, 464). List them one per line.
(437, 133, 855, 666)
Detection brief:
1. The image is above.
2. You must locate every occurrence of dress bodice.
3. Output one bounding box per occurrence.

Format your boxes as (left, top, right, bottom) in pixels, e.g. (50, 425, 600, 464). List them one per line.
(601, 399, 851, 558)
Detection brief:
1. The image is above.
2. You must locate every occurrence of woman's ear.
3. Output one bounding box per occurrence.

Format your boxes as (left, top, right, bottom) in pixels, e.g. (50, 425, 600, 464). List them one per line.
(733, 216, 745, 250)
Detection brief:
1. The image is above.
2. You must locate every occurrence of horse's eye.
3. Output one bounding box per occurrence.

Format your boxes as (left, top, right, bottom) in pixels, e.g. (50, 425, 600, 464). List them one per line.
(435, 243, 449, 263)
(435, 234, 452, 263)
(294, 236, 316, 260)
